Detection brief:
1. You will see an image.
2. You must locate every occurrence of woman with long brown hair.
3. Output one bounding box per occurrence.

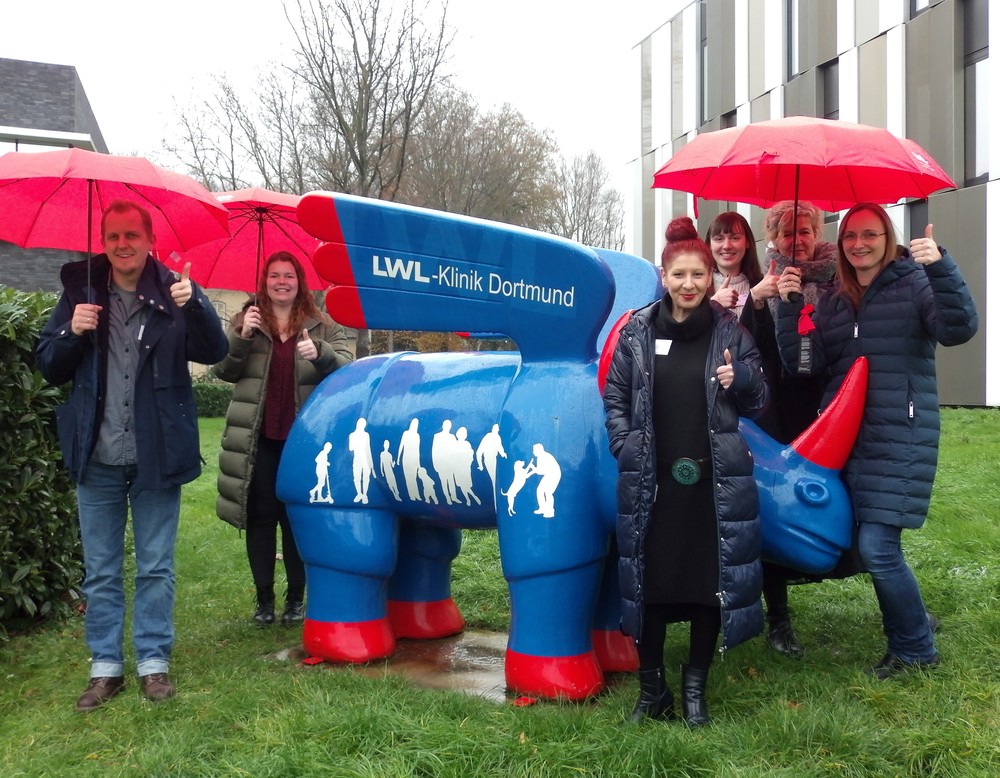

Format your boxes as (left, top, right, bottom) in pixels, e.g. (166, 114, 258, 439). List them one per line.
(214, 251, 354, 626)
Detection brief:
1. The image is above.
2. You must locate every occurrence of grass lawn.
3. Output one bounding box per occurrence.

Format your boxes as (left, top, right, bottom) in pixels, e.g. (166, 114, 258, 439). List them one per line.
(1, 410, 999, 777)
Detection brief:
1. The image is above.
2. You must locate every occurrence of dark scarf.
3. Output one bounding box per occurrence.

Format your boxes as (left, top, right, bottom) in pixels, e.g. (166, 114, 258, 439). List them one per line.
(654, 294, 713, 341)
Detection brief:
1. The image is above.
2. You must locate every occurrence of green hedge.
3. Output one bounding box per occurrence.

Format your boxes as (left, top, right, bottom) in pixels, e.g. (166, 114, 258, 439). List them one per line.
(0, 287, 81, 638)
(193, 375, 233, 418)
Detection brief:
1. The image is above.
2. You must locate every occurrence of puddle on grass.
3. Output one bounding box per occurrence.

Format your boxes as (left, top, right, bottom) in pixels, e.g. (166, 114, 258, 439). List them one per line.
(267, 629, 510, 703)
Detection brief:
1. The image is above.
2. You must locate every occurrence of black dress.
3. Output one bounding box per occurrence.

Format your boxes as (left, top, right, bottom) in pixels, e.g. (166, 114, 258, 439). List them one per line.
(643, 299, 720, 609)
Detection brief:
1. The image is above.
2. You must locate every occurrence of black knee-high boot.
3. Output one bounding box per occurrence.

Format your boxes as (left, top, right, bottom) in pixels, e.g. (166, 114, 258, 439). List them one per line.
(629, 667, 675, 723)
(680, 664, 710, 727)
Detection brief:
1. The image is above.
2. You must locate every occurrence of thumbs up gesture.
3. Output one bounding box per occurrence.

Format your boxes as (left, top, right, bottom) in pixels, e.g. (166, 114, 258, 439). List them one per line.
(170, 262, 193, 307)
(716, 348, 735, 389)
(752, 258, 781, 303)
(910, 224, 942, 265)
(712, 273, 739, 309)
(297, 327, 318, 362)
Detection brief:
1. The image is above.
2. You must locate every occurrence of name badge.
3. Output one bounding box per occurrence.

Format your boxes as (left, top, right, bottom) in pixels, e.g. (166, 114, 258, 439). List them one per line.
(655, 339, 672, 356)
(737, 292, 749, 308)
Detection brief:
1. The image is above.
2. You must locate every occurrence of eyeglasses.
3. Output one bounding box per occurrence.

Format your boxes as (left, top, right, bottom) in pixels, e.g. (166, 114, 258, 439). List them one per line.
(841, 231, 886, 244)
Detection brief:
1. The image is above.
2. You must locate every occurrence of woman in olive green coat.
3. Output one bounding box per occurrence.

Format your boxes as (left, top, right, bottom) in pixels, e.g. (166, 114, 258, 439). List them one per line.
(214, 251, 355, 626)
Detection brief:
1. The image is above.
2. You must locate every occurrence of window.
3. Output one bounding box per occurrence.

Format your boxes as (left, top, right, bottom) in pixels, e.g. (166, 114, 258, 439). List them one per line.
(821, 59, 839, 120)
(964, 0, 988, 184)
(908, 200, 929, 242)
(910, 0, 931, 18)
(699, 0, 709, 125)
(786, 0, 800, 79)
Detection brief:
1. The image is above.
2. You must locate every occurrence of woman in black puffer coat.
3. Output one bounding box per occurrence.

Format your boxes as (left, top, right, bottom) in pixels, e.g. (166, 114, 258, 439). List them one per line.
(775, 203, 978, 680)
(603, 217, 768, 727)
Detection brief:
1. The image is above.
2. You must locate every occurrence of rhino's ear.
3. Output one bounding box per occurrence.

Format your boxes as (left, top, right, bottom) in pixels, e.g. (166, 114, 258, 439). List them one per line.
(598, 310, 633, 397)
(791, 357, 868, 469)
(794, 479, 831, 507)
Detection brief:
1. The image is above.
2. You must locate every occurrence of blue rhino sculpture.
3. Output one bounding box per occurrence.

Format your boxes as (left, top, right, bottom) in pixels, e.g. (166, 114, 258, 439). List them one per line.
(276, 192, 866, 700)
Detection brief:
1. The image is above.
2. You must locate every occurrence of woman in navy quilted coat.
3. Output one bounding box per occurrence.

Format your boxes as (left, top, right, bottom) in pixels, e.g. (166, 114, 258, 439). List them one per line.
(774, 202, 978, 679)
(603, 217, 767, 726)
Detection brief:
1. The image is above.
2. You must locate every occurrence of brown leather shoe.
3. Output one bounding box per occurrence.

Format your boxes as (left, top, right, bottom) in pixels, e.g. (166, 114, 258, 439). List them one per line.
(140, 673, 176, 702)
(75, 676, 125, 712)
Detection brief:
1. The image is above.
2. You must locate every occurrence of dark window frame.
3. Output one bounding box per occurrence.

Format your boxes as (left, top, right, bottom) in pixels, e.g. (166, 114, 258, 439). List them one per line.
(963, 0, 989, 185)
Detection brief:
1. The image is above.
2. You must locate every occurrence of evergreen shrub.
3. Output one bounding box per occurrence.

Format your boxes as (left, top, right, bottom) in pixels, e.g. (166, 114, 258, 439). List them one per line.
(0, 287, 81, 638)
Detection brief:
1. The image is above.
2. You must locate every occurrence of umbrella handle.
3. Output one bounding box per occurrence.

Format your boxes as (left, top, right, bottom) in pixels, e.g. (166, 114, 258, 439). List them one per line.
(87, 179, 94, 305)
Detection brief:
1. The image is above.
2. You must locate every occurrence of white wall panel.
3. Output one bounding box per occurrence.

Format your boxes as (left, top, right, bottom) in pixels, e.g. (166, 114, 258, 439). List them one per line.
(989, 11, 999, 183)
(886, 25, 904, 137)
(839, 47, 859, 123)
(769, 86, 783, 119)
(649, 26, 672, 150)
(879, 0, 903, 33)
(681, 4, 699, 134)
(837, 0, 855, 54)
(627, 44, 643, 162)
(763, 0, 784, 91)
(735, 0, 750, 107)
(653, 145, 668, 253)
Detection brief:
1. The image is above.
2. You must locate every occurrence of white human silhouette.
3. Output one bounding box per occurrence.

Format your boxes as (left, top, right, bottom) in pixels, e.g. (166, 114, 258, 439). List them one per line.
(379, 440, 402, 501)
(309, 441, 334, 504)
(397, 418, 422, 500)
(431, 419, 459, 505)
(528, 443, 562, 518)
(453, 427, 481, 506)
(417, 467, 439, 504)
(348, 418, 375, 504)
(476, 423, 507, 491)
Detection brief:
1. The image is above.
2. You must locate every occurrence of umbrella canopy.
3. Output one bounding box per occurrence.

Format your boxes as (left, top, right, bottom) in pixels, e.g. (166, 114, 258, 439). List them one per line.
(651, 116, 955, 212)
(181, 187, 325, 293)
(0, 147, 231, 253)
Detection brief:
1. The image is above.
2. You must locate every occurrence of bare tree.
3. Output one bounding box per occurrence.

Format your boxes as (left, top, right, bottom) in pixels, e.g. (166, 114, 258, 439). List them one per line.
(544, 151, 625, 250)
(166, 71, 313, 194)
(401, 88, 558, 229)
(236, 72, 313, 194)
(167, 82, 246, 191)
(288, 0, 452, 200)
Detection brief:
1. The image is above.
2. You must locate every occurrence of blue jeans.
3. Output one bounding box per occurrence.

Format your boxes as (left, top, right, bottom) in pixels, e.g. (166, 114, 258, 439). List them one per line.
(76, 462, 180, 678)
(856, 522, 937, 664)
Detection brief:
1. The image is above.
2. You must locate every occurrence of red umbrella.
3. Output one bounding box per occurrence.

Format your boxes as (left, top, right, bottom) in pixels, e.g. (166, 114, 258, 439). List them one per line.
(180, 187, 325, 293)
(651, 116, 955, 213)
(0, 147, 231, 254)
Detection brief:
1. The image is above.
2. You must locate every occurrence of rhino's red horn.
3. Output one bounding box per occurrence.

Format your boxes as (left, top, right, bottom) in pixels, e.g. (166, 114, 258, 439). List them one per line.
(790, 357, 868, 469)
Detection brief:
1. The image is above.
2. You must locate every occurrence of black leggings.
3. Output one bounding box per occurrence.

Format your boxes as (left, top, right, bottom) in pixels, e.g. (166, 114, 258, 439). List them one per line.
(637, 603, 721, 672)
(761, 563, 790, 624)
(246, 436, 305, 600)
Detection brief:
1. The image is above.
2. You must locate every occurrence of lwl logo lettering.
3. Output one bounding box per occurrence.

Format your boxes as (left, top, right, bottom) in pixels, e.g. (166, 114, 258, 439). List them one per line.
(372, 255, 431, 283)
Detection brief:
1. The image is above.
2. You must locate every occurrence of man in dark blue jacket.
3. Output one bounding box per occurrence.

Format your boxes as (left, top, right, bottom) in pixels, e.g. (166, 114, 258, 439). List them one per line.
(36, 200, 228, 712)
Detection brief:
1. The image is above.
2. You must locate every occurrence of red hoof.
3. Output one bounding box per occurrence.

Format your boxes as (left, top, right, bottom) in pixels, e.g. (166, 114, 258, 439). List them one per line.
(592, 629, 639, 672)
(388, 598, 465, 639)
(505, 648, 604, 700)
(302, 617, 396, 663)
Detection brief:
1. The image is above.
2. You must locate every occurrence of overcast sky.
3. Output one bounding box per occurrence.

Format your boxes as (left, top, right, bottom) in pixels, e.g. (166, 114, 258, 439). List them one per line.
(2, 1, 686, 180)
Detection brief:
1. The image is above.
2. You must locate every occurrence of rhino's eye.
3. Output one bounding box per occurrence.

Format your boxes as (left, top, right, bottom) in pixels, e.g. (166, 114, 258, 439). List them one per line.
(794, 479, 830, 506)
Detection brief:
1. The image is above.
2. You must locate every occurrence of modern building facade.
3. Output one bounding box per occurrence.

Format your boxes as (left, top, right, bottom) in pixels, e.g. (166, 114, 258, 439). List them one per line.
(625, 0, 994, 405)
(0, 57, 108, 293)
